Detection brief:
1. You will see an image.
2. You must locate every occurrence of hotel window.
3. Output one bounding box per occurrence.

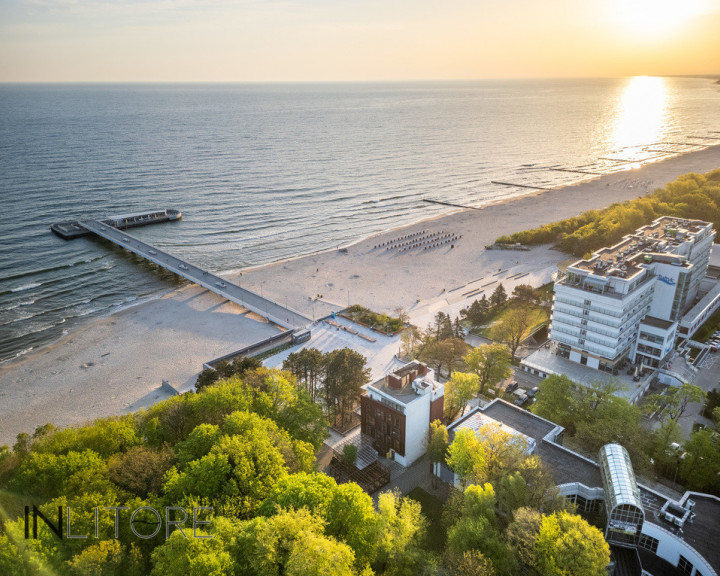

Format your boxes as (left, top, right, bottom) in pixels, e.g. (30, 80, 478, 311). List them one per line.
(638, 534, 658, 554)
(394, 417, 400, 427)
(678, 555, 693, 576)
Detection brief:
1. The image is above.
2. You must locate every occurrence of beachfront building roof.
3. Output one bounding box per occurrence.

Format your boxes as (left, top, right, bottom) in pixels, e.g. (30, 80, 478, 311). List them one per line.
(440, 399, 720, 576)
(360, 360, 444, 467)
(545, 217, 715, 375)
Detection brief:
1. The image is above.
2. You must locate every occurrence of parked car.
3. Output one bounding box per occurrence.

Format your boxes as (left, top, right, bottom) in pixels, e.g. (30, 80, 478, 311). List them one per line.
(514, 393, 529, 407)
(179, 264, 188, 270)
(216, 281, 226, 288)
(506, 381, 519, 393)
(526, 386, 539, 398)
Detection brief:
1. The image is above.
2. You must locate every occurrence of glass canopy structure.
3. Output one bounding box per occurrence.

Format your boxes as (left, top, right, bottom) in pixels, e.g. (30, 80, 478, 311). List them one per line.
(599, 443, 645, 547)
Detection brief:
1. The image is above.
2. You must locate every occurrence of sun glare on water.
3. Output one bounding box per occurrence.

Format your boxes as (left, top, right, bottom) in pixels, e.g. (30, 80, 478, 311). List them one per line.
(612, 0, 713, 37)
(611, 76, 669, 156)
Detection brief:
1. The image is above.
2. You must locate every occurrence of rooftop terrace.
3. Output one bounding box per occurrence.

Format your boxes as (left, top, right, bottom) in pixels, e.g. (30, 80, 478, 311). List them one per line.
(567, 216, 709, 280)
(365, 360, 441, 404)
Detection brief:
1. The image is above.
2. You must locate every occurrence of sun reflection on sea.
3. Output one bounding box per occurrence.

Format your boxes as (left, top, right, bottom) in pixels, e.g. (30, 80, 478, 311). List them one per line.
(610, 76, 669, 164)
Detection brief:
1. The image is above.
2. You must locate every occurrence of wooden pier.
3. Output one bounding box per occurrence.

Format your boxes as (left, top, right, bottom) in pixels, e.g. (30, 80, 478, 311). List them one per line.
(52, 212, 311, 331)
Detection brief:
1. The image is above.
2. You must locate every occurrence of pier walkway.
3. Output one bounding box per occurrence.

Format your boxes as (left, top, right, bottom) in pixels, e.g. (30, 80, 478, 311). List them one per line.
(78, 220, 311, 331)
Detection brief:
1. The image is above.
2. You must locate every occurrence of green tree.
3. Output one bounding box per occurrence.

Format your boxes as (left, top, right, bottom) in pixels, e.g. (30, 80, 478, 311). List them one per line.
(489, 284, 507, 309)
(531, 375, 577, 433)
(491, 301, 533, 362)
(237, 368, 327, 450)
(535, 512, 610, 576)
(343, 444, 358, 467)
(325, 482, 379, 569)
(174, 423, 222, 467)
(68, 540, 143, 576)
(702, 388, 720, 419)
(150, 516, 240, 576)
(400, 325, 423, 359)
(10, 449, 112, 499)
(250, 509, 356, 576)
(195, 356, 262, 392)
(647, 420, 682, 477)
(446, 428, 487, 487)
(258, 472, 336, 517)
(29, 417, 140, 459)
(464, 344, 512, 395)
(461, 295, 491, 327)
(444, 550, 496, 576)
(108, 444, 175, 497)
(283, 347, 325, 402)
(163, 422, 289, 518)
(445, 372, 481, 421)
(647, 383, 706, 423)
(679, 429, 720, 492)
(506, 506, 543, 568)
(431, 312, 455, 340)
(419, 338, 469, 380)
(374, 491, 427, 576)
(324, 348, 371, 427)
(428, 420, 449, 488)
(446, 484, 515, 576)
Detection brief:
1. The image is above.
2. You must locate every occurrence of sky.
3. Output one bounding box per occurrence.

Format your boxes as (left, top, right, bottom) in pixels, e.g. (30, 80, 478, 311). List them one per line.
(0, 0, 719, 82)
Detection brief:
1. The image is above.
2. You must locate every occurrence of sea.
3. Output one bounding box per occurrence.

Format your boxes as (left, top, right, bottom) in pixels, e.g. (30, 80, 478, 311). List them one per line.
(1, 77, 719, 364)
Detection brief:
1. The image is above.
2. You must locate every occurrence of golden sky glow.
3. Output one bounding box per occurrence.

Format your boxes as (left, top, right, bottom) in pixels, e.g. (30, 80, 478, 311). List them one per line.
(0, 0, 718, 82)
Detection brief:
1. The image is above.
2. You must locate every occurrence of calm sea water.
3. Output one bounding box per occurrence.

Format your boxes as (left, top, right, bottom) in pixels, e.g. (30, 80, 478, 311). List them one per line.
(1, 78, 719, 363)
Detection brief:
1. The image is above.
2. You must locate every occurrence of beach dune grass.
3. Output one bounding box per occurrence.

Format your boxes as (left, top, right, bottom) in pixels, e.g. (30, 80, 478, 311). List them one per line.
(496, 169, 720, 256)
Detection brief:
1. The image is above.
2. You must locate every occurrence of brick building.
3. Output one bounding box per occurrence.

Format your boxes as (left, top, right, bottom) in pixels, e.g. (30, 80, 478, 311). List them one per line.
(360, 361, 444, 466)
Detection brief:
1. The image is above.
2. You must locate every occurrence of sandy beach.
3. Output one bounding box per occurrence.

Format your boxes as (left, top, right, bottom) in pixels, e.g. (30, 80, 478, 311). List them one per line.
(1, 145, 718, 446)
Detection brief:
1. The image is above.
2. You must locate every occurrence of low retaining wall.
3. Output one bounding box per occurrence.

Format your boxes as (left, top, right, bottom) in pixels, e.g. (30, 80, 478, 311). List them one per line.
(203, 330, 294, 370)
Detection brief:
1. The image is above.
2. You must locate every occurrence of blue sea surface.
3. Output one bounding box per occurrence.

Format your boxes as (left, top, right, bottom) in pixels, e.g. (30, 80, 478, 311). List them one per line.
(1, 78, 719, 362)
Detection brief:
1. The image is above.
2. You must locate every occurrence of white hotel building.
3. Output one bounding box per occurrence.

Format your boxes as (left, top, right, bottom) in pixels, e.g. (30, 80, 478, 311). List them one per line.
(549, 217, 715, 372)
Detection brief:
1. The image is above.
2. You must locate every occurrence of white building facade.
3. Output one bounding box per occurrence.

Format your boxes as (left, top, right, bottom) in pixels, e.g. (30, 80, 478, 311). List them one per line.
(360, 361, 444, 467)
(550, 217, 715, 372)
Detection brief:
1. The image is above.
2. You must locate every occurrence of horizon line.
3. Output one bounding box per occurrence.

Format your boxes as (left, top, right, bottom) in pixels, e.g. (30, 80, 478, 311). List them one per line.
(1, 74, 719, 85)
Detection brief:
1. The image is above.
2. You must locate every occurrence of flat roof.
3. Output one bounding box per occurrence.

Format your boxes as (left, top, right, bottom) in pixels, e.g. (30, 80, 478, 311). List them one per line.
(481, 400, 558, 441)
(568, 216, 709, 279)
(447, 409, 534, 448)
(521, 347, 652, 401)
(681, 279, 720, 328)
(365, 361, 441, 404)
(641, 316, 675, 330)
(534, 440, 604, 487)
